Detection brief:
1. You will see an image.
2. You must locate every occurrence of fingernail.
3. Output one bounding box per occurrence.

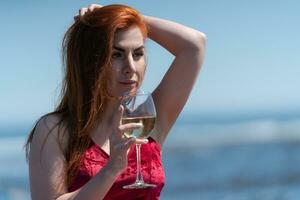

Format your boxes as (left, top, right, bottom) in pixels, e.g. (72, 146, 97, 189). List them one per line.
(135, 123, 143, 128)
(138, 138, 148, 144)
(143, 139, 149, 144)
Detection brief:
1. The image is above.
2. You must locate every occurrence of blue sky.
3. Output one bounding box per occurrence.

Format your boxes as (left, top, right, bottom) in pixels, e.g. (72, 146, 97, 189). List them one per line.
(1, 0, 300, 124)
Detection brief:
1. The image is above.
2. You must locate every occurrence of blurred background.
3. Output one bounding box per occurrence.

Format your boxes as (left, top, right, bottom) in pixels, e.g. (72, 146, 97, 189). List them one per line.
(1, 0, 300, 199)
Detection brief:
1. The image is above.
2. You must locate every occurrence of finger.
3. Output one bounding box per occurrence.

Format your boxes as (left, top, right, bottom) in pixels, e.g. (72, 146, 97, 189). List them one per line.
(124, 137, 136, 149)
(111, 123, 142, 140)
(91, 4, 103, 8)
(88, 5, 95, 12)
(88, 4, 101, 12)
(135, 138, 149, 144)
(74, 14, 80, 21)
(114, 105, 124, 126)
(79, 8, 88, 17)
(119, 123, 143, 133)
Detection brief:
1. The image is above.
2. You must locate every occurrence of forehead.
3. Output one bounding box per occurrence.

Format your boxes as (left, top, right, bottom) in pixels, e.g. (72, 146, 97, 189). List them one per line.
(113, 26, 144, 49)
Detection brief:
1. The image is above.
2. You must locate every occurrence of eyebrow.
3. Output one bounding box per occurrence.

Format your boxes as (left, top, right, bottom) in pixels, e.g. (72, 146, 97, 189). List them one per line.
(113, 45, 144, 52)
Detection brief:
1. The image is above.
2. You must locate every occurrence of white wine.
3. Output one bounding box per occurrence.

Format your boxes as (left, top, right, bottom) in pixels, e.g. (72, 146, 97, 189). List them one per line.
(122, 116, 156, 139)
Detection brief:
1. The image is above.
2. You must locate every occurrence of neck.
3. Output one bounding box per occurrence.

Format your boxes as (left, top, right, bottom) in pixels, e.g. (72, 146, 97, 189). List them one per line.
(102, 98, 121, 122)
(90, 98, 121, 141)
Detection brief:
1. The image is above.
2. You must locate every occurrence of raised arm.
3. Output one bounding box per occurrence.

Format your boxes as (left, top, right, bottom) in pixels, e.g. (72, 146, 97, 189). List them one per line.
(145, 16, 206, 145)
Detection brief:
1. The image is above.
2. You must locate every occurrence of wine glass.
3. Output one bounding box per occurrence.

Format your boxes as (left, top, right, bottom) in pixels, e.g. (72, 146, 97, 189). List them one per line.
(121, 90, 157, 189)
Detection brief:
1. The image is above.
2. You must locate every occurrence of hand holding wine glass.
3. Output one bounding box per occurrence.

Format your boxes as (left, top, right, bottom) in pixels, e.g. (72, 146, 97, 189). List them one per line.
(121, 90, 157, 189)
(106, 106, 147, 174)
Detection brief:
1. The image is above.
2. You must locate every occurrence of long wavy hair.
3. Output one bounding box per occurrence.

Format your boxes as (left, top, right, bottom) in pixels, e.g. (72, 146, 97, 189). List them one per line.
(25, 4, 148, 187)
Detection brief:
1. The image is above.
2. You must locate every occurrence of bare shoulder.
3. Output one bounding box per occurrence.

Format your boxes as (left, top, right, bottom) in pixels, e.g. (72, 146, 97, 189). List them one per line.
(31, 113, 67, 151)
(29, 113, 68, 199)
(37, 113, 65, 135)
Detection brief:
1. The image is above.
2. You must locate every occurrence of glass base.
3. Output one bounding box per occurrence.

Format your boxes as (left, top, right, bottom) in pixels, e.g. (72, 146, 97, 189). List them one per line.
(123, 181, 157, 189)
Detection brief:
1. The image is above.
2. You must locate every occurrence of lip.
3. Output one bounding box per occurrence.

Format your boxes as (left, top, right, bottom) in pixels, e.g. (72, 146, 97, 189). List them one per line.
(119, 80, 137, 84)
(119, 80, 137, 86)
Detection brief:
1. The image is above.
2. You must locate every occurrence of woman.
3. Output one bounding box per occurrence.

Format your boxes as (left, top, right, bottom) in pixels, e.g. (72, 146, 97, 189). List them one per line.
(26, 4, 206, 200)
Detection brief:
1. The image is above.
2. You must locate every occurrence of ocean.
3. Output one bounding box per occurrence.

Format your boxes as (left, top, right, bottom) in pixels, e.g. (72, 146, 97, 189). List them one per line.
(1, 114, 300, 200)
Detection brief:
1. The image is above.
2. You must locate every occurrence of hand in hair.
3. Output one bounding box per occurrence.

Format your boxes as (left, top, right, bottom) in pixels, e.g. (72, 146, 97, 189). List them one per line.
(74, 4, 103, 20)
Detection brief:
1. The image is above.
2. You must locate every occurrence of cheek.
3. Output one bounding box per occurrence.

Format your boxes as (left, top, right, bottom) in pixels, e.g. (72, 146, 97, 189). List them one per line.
(111, 60, 123, 72)
(137, 62, 147, 82)
(106, 68, 119, 89)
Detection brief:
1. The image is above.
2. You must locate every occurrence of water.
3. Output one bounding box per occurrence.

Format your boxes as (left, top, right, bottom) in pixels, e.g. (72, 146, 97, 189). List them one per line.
(1, 116, 300, 199)
(0, 137, 30, 200)
(161, 142, 300, 200)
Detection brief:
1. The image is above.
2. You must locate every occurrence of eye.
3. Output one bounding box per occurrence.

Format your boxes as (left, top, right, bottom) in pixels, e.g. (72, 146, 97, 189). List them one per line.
(112, 51, 123, 59)
(133, 52, 144, 58)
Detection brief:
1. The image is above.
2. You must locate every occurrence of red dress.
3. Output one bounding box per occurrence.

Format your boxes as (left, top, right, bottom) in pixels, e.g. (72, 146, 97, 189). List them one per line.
(68, 137, 165, 199)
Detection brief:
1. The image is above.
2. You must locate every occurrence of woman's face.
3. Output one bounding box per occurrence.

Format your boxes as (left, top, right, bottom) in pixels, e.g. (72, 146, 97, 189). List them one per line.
(107, 26, 146, 98)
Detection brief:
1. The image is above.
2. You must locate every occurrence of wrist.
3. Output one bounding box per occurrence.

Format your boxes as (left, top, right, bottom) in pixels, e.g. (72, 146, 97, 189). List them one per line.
(104, 160, 123, 176)
(142, 15, 150, 26)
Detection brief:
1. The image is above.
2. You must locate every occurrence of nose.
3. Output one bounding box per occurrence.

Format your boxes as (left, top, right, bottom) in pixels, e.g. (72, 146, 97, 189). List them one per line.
(122, 54, 136, 75)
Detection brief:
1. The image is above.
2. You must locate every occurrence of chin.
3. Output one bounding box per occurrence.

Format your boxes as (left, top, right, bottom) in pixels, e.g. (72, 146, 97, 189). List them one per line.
(122, 87, 140, 97)
(108, 82, 140, 98)
(106, 89, 136, 100)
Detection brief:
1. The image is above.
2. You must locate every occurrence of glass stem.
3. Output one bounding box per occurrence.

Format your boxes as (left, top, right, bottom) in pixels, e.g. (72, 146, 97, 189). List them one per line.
(135, 144, 144, 183)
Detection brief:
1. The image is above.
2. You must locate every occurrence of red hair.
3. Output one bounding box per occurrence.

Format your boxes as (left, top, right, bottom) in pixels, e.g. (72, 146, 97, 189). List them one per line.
(26, 4, 148, 187)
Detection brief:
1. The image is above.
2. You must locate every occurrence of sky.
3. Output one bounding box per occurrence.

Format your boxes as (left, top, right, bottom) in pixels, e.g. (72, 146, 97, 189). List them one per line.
(1, 0, 300, 124)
